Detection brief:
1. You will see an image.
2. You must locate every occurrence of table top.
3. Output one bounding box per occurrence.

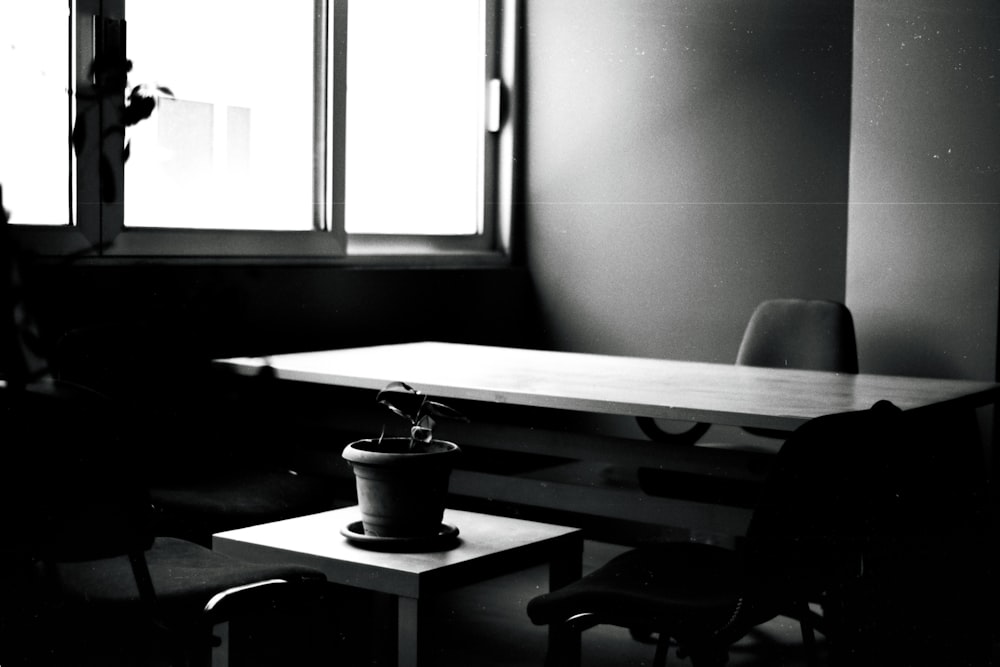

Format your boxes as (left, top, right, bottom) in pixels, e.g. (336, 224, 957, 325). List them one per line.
(212, 506, 582, 598)
(215, 341, 1000, 431)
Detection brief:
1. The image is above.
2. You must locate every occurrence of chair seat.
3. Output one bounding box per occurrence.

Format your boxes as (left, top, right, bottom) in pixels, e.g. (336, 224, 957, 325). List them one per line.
(52, 536, 326, 618)
(528, 542, 769, 638)
(151, 469, 348, 543)
(2, 374, 340, 666)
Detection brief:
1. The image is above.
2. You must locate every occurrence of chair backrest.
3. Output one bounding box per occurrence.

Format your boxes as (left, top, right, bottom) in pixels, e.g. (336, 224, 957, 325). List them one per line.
(744, 400, 904, 585)
(736, 299, 858, 374)
(743, 399, 989, 663)
(1, 380, 154, 563)
(744, 398, 987, 597)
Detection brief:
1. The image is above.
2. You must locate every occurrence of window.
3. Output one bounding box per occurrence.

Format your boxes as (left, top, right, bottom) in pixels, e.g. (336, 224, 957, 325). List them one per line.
(0, 0, 514, 260)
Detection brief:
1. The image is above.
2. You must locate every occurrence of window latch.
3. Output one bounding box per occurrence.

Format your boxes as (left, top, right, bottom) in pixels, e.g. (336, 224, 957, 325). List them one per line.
(487, 78, 502, 133)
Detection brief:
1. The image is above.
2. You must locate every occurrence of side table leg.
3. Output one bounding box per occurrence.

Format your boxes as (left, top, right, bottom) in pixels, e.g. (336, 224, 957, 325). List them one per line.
(397, 595, 424, 667)
(548, 538, 583, 667)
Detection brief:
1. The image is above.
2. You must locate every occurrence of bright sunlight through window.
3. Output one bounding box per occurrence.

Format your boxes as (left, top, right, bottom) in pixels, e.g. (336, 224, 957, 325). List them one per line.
(344, 0, 483, 236)
(128, 0, 484, 236)
(0, 4, 71, 226)
(126, 1, 316, 231)
(0, 0, 497, 252)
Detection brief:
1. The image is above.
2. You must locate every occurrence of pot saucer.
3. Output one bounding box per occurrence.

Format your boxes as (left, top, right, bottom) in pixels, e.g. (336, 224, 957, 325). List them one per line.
(340, 521, 460, 552)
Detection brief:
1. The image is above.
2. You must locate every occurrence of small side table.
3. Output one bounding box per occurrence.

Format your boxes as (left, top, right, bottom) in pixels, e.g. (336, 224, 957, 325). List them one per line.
(213, 505, 583, 667)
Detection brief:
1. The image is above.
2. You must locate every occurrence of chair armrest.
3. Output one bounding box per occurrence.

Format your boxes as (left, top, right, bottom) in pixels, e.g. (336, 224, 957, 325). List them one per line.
(202, 575, 332, 626)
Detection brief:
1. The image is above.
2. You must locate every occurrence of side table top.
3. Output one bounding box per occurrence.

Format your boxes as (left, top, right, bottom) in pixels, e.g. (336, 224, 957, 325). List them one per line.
(213, 506, 582, 597)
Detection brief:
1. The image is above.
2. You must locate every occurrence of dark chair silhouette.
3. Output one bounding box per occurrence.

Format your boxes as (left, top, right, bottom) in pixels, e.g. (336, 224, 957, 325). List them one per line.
(528, 400, 990, 667)
(0, 378, 337, 667)
(637, 298, 858, 506)
(50, 323, 350, 546)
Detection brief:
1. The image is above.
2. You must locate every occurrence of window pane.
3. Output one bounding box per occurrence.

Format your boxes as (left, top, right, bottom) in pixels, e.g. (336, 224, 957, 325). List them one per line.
(125, 1, 315, 230)
(0, 4, 71, 226)
(345, 0, 483, 236)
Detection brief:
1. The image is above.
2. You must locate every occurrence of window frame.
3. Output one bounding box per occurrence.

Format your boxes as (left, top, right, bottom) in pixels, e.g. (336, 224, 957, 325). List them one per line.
(7, 0, 516, 263)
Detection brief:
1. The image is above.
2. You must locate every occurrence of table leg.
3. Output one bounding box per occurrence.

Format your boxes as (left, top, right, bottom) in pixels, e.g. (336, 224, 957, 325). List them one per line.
(397, 595, 424, 667)
(548, 538, 584, 667)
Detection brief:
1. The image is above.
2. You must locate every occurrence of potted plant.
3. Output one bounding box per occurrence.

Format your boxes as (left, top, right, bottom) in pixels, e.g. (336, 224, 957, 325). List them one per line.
(342, 381, 467, 540)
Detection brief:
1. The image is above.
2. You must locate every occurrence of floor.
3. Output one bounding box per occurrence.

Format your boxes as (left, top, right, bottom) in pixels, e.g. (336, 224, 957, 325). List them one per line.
(421, 540, 824, 667)
(10, 538, 994, 666)
(242, 540, 827, 667)
(271, 537, 999, 667)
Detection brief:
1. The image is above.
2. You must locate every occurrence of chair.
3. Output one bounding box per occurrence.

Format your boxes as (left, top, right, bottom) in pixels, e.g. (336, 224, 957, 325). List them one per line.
(50, 323, 351, 546)
(637, 298, 858, 506)
(0, 378, 337, 667)
(527, 400, 990, 667)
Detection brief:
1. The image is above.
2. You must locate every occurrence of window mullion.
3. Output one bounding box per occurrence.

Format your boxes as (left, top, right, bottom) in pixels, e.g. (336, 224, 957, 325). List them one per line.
(327, 0, 348, 246)
(72, 0, 102, 252)
(494, 0, 518, 259)
(95, 5, 125, 252)
(71, 0, 126, 255)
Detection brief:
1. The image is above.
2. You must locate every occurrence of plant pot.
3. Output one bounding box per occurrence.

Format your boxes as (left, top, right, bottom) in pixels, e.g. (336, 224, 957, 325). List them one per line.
(342, 437, 461, 538)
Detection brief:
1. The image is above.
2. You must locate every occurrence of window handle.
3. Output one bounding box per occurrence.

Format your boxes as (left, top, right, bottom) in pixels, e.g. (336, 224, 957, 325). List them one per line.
(487, 78, 502, 133)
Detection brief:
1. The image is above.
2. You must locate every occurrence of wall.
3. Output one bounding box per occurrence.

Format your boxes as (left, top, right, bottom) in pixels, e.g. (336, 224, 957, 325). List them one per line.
(522, 0, 855, 361)
(846, 0, 1000, 382)
(24, 263, 540, 389)
(521, 0, 998, 383)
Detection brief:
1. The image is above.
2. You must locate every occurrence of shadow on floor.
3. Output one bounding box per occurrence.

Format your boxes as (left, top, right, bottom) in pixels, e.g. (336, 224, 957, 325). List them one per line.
(422, 540, 825, 667)
(228, 540, 826, 667)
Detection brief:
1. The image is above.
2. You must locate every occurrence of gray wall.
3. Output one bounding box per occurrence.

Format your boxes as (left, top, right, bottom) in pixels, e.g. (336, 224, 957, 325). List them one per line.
(522, 0, 855, 362)
(846, 0, 1000, 382)
(522, 0, 998, 390)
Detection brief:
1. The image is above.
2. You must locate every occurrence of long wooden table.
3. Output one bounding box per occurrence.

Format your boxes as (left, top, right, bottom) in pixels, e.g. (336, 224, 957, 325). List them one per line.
(216, 341, 999, 431)
(215, 342, 999, 536)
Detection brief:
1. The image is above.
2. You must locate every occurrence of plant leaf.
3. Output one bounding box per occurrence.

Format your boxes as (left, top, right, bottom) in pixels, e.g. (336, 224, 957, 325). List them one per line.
(124, 87, 157, 126)
(376, 381, 424, 424)
(422, 400, 468, 423)
(410, 424, 434, 444)
(379, 381, 418, 395)
(380, 401, 412, 423)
